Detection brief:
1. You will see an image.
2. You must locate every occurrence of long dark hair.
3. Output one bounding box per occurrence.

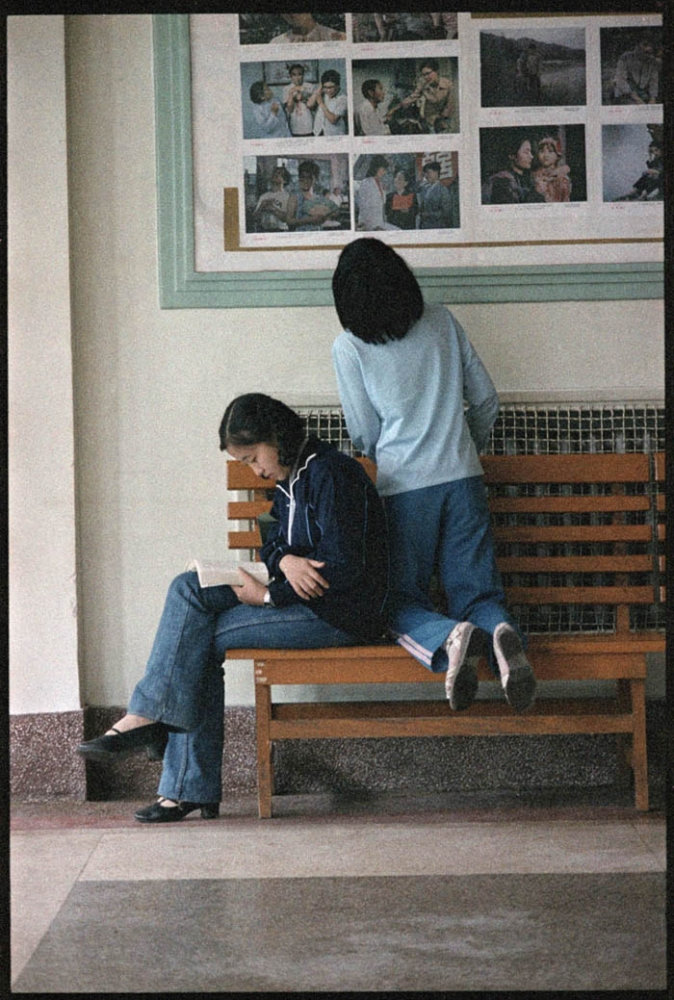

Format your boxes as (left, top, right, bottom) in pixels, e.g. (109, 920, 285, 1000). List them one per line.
(219, 394, 305, 467)
(332, 237, 424, 344)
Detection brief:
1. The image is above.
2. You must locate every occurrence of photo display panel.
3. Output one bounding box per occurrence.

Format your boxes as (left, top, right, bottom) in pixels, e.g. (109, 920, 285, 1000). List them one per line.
(189, 11, 663, 271)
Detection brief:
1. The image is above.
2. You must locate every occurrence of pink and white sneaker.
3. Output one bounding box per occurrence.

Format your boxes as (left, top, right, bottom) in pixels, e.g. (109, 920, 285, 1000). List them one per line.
(493, 623, 536, 711)
(443, 622, 487, 710)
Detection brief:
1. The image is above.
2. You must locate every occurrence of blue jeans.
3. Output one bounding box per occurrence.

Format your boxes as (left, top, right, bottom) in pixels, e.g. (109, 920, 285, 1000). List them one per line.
(127, 572, 357, 803)
(383, 476, 522, 674)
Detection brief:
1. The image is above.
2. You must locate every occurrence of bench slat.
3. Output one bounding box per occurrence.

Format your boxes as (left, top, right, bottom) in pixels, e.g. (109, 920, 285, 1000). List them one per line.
(272, 697, 624, 720)
(250, 649, 651, 684)
(505, 585, 655, 604)
(229, 500, 274, 519)
(489, 495, 650, 514)
(229, 530, 263, 549)
(481, 453, 650, 483)
(493, 524, 651, 543)
(268, 713, 635, 739)
(497, 555, 653, 573)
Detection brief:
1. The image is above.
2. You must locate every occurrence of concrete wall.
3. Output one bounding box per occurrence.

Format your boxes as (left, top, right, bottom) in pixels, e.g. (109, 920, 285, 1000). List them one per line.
(9, 15, 664, 720)
(8, 16, 80, 715)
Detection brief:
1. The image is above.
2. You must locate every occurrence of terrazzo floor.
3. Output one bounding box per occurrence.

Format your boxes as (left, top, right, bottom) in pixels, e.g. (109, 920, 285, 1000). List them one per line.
(9, 791, 668, 994)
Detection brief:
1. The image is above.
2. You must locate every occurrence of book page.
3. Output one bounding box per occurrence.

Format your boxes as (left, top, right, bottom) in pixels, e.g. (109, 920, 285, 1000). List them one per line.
(185, 558, 270, 588)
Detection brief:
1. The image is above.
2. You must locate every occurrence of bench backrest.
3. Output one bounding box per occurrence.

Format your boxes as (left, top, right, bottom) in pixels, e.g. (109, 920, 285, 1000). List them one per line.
(227, 452, 665, 637)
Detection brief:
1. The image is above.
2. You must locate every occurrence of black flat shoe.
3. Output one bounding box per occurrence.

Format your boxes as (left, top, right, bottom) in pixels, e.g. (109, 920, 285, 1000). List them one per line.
(146, 727, 169, 761)
(77, 722, 168, 761)
(134, 798, 220, 823)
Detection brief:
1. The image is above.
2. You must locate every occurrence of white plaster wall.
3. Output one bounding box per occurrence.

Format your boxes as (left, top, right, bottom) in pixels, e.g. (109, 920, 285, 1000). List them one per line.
(9, 15, 664, 716)
(8, 16, 81, 715)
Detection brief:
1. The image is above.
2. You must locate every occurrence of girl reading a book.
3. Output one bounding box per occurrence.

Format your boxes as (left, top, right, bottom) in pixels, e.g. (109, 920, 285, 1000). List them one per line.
(77, 394, 388, 822)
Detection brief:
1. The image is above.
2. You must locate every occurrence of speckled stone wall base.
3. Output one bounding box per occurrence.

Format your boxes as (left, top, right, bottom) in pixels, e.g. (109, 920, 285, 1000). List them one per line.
(10, 703, 666, 802)
(10, 711, 87, 800)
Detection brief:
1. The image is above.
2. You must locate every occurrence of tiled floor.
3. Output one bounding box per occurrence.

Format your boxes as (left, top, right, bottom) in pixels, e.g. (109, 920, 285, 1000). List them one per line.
(10, 791, 668, 993)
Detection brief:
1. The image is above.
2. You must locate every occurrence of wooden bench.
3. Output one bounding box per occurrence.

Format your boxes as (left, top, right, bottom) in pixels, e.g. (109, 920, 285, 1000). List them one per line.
(227, 452, 665, 817)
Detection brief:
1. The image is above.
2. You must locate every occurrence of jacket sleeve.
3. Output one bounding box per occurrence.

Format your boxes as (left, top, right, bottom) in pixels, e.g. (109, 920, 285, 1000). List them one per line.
(454, 314, 499, 453)
(303, 461, 377, 598)
(332, 338, 381, 460)
(258, 494, 303, 608)
(268, 460, 380, 611)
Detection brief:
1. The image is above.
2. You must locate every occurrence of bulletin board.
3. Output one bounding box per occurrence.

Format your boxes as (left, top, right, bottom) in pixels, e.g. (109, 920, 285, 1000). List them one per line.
(153, 12, 663, 308)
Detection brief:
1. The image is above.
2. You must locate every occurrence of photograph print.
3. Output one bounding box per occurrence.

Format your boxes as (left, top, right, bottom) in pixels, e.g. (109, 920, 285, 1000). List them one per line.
(602, 123, 663, 202)
(480, 125, 586, 205)
(238, 13, 346, 45)
(354, 151, 459, 232)
(241, 59, 348, 139)
(244, 154, 350, 234)
(353, 56, 459, 136)
(480, 28, 586, 108)
(600, 26, 662, 105)
(352, 12, 458, 43)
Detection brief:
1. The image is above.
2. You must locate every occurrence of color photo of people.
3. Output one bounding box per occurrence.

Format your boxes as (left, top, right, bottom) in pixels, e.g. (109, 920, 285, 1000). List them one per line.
(352, 12, 458, 43)
(352, 56, 460, 135)
(238, 13, 346, 45)
(602, 124, 663, 202)
(600, 26, 662, 105)
(244, 155, 350, 234)
(480, 126, 586, 205)
(353, 152, 459, 231)
(241, 60, 348, 140)
(480, 28, 586, 108)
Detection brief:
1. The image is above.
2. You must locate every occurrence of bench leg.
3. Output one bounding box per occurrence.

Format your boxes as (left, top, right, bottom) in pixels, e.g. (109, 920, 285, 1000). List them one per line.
(629, 678, 649, 812)
(254, 676, 274, 819)
(615, 680, 633, 780)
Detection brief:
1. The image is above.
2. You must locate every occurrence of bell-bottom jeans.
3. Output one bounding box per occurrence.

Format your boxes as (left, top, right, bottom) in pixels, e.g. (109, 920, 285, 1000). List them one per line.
(127, 572, 356, 803)
(383, 475, 523, 673)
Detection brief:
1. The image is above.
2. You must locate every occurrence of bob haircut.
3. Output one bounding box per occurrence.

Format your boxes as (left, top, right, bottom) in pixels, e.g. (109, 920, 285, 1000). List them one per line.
(321, 69, 341, 88)
(249, 80, 268, 105)
(365, 154, 389, 177)
(271, 165, 292, 185)
(332, 238, 424, 344)
(298, 159, 321, 180)
(361, 78, 380, 100)
(219, 393, 305, 467)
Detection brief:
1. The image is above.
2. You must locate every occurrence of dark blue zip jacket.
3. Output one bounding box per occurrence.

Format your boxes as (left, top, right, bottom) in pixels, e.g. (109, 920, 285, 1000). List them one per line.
(260, 437, 388, 642)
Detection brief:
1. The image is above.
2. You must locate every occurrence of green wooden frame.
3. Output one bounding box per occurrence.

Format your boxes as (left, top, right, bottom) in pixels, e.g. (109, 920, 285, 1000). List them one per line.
(153, 14, 663, 309)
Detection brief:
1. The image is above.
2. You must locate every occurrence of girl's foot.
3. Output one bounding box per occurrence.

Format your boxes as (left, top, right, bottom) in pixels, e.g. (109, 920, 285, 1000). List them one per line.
(134, 798, 220, 823)
(76, 720, 168, 761)
(103, 713, 155, 736)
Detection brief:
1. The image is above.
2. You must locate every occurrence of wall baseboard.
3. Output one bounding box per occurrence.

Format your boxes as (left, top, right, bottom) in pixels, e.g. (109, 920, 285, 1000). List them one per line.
(10, 711, 87, 800)
(10, 703, 666, 804)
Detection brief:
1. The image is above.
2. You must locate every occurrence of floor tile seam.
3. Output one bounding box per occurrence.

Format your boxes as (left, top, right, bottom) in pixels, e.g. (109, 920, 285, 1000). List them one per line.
(11, 815, 666, 834)
(37, 830, 116, 889)
(75, 863, 666, 883)
(64, 817, 661, 837)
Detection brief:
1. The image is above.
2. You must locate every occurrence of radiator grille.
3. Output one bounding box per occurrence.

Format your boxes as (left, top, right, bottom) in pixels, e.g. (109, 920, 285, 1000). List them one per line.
(296, 403, 665, 634)
(297, 403, 666, 457)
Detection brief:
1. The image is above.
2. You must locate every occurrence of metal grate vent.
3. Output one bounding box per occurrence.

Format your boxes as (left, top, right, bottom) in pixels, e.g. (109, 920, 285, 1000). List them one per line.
(297, 402, 665, 634)
(488, 404, 665, 456)
(297, 402, 665, 457)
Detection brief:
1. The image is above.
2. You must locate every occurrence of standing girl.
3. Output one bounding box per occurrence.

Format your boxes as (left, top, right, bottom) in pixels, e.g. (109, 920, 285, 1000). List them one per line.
(331, 238, 536, 712)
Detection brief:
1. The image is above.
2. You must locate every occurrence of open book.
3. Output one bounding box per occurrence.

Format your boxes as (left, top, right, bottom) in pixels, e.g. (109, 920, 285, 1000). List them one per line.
(185, 558, 269, 588)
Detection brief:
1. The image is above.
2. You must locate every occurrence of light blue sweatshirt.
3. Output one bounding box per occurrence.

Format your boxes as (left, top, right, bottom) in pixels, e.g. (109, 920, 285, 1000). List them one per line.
(332, 303, 499, 497)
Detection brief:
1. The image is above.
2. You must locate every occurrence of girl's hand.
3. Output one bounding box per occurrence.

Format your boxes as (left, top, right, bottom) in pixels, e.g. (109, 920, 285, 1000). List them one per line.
(279, 555, 329, 600)
(308, 204, 332, 220)
(235, 568, 268, 606)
